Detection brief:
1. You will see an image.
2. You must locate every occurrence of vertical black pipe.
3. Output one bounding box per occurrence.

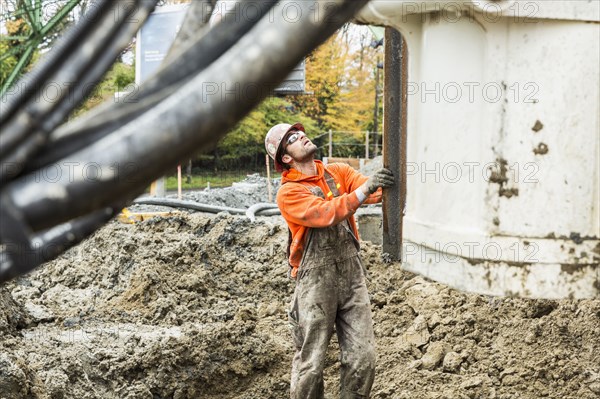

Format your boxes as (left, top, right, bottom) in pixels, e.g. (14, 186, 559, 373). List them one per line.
(383, 28, 407, 260)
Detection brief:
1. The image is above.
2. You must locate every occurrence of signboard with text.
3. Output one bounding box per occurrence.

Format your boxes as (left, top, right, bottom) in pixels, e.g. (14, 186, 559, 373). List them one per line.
(136, 4, 188, 84)
(136, 4, 305, 94)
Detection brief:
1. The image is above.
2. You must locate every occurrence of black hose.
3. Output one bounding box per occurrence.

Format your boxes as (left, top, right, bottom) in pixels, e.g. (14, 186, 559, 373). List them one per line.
(4, 0, 370, 233)
(134, 198, 249, 215)
(0, 0, 111, 125)
(0, 0, 369, 282)
(133, 198, 280, 217)
(0, 205, 120, 282)
(0, 1, 146, 158)
(165, 0, 216, 60)
(26, 0, 278, 173)
(1, 0, 158, 182)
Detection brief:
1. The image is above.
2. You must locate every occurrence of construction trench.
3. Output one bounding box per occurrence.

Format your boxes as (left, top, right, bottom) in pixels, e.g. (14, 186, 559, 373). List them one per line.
(1, 0, 599, 398)
(0, 174, 599, 398)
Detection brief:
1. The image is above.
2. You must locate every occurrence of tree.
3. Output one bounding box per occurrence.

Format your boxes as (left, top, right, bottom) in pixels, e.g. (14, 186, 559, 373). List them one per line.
(288, 24, 383, 134)
(288, 33, 346, 131)
(1, 8, 31, 86)
(334, 25, 382, 134)
(210, 24, 384, 168)
(212, 97, 318, 170)
(0, 0, 82, 95)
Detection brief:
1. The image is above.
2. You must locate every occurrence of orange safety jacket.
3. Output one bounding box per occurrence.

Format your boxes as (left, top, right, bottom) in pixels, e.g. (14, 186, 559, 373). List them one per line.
(277, 160, 383, 278)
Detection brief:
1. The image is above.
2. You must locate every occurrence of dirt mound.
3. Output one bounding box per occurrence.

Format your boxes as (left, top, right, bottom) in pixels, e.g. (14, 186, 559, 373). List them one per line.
(1, 212, 599, 398)
(0, 286, 28, 334)
(2, 214, 292, 398)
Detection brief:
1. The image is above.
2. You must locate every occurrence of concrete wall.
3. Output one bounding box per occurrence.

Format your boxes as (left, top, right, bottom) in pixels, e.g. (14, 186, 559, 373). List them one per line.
(357, 0, 599, 298)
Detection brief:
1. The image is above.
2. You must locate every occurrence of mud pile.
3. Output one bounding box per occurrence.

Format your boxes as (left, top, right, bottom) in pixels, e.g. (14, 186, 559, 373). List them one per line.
(1, 210, 599, 399)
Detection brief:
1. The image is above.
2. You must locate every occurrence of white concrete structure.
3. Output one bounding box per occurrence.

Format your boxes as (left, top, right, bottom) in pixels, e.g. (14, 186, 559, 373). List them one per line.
(357, 0, 599, 298)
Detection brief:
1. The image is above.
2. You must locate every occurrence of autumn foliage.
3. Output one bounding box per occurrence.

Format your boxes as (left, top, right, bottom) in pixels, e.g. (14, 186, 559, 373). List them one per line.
(215, 25, 384, 168)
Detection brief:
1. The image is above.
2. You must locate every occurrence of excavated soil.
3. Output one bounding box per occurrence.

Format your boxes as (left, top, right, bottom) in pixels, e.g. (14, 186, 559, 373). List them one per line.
(1, 207, 599, 398)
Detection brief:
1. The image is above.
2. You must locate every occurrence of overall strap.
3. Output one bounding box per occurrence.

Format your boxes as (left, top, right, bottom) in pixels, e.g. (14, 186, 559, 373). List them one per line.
(323, 166, 361, 250)
(284, 174, 332, 272)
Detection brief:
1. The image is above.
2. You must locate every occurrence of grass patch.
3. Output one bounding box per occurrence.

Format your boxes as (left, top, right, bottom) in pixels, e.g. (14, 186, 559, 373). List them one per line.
(164, 173, 261, 191)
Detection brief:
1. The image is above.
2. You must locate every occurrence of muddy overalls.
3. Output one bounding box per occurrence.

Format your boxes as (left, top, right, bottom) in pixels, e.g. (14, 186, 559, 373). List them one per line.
(288, 173, 376, 399)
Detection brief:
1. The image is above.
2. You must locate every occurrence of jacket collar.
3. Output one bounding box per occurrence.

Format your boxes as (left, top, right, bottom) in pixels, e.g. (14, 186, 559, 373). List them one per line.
(281, 160, 325, 184)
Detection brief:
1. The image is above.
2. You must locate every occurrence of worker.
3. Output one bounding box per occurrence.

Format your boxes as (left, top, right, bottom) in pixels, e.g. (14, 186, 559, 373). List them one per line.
(265, 122, 395, 399)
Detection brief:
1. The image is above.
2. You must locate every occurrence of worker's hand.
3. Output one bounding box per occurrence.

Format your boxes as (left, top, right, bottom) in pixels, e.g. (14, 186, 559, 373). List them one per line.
(363, 168, 395, 194)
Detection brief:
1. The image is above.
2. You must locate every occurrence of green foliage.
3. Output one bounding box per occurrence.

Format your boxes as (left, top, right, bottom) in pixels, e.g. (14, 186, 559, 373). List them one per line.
(112, 62, 136, 89)
(207, 25, 383, 170)
(1, 0, 82, 93)
(1, 16, 32, 88)
(288, 26, 382, 134)
(289, 35, 344, 131)
(72, 62, 135, 117)
(214, 97, 319, 168)
(3, 5, 380, 170)
(331, 131, 365, 158)
(0, 40, 19, 85)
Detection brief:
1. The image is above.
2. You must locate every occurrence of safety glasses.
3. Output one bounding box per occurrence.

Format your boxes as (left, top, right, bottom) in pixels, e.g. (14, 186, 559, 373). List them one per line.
(286, 132, 301, 145)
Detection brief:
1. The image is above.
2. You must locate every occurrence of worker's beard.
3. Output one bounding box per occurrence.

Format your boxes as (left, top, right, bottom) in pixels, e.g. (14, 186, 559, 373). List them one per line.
(295, 143, 318, 162)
